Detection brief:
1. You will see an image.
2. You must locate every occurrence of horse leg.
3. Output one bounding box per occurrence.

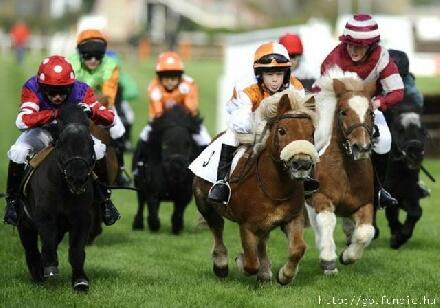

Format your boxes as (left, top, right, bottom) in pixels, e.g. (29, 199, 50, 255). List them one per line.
(385, 204, 403, 249)
(146, 197, 160, 232)
(171, 200, 186, 235)
(278, 213, 306, 285)
(17, 222, 43, 282)
(193, 182, 228, 278)
(394, 200, 422, 249)
(37, 220, 60, 279)
(342, 217, 355, 246)
(236, 225, 259, 276)
(132, 190, 146, 230)
(340, 203, 375, 265)
(305, 202, 321, 248)
(69, 222, 90, 291)
(256, 234, 272, 283)
(311, 193, 338, 275)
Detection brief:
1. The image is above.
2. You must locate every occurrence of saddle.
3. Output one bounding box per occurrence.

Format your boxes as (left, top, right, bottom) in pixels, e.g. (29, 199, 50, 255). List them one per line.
(21, 145, 54, 197)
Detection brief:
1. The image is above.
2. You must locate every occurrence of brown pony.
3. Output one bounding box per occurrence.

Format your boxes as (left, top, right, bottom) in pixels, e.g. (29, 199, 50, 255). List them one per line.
(193, 90, 318, 284)
(307, 68, 376, 274)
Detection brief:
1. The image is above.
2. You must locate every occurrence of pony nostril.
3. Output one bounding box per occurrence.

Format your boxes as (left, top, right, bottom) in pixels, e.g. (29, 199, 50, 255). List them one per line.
(292, 159, 312, 171)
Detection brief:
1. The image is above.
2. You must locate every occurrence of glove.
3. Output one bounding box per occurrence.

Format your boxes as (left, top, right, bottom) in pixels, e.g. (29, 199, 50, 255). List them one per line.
(78, 102, 92, 118)
(229, 108, 254, 133)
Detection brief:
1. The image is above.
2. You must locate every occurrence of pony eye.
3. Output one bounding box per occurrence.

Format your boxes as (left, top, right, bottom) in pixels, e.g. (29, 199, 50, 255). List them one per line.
(340, 110, 347, 116)
(278, 127, 286, 135)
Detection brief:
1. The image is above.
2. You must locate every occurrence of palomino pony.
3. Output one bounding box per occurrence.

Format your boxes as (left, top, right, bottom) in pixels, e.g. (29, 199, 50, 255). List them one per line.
(18, 104, 96, 291)
(193, 90, 318, 284)
(382, 100, 427, 249)
(307, 68, 377, 274)
(132, 105, 201, 234)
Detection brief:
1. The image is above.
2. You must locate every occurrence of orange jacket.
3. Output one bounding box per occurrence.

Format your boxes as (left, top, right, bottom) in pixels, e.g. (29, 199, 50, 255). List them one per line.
(233, 76, 304, 111)
(147, 75, 198, 119)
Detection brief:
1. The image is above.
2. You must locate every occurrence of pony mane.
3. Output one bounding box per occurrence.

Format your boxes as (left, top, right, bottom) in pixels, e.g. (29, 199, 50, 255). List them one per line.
(150, 104, 202, 136)
(58, 104, 90, 127)
(313, 66, 363, 151)
(253, 88, 317, 155)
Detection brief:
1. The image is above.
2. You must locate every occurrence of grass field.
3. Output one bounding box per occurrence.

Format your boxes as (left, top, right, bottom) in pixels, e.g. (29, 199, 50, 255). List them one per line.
(0, 52, 439, 307)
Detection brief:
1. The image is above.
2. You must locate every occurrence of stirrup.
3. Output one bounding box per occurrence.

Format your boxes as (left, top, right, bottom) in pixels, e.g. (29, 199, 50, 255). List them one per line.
(208, 180, 231, 205)
(103, 199, 121, 226)
(378, 188, 398, 209)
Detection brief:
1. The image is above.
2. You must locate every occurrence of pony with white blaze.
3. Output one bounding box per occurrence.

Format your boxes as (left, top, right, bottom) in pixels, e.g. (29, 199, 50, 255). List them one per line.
(307, 67, 377, 274)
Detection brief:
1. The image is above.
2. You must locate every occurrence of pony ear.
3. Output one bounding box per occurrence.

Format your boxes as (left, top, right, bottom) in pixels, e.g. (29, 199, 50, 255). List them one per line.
(333, 79, 346, 97)
(364, 80, 376, 98)
(303, 96, 316, 111)
(277, 94, 291, 115)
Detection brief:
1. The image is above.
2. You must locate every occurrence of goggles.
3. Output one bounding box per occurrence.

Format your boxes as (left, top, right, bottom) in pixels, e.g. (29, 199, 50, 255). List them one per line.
(81, 52, 104, 61)
(40, 84, 73, 96)
(255, 53, 290, 65)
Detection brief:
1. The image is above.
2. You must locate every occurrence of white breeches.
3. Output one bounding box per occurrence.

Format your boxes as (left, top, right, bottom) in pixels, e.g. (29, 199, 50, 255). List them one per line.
(109, 108, 126, 139)
(139, 123, 212, 147)
(373, 110, 391, 155)
(7, 127, 106, 164)
(121, 100, 135, 124)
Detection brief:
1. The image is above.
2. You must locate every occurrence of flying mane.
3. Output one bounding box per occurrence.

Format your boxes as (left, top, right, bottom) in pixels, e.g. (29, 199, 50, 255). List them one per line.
(313, 66, 362, 152)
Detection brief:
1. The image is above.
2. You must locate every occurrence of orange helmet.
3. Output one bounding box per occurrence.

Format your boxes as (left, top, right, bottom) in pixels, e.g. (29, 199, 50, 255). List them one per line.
(76, 29, 107, 46)
(155, 51, 184, 73)
(253, 42, 291, 69)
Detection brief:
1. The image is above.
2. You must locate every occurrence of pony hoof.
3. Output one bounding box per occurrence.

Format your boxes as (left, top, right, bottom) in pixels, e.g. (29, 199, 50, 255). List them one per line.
(43, 266, 59, 278)
(213, 264, 229, 278)
(257, 271, 273, 283)
(339, 252, 355, 265)
(320, 260, 338, 275)
(132, 220, 144, 230)
(148, 219, 160, 232)
(276, 267, 296, 286)
(73, 278, 89, 292)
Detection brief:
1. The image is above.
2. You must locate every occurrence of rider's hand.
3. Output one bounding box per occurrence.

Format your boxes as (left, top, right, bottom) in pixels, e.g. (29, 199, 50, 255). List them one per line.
(229, 108, 254, 133)
(78, 102, 92, 117)
(372, 98, 381, 110)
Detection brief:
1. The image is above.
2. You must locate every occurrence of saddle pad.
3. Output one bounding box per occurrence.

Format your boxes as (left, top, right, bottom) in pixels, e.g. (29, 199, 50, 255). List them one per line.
(188, 134, 246, 184)
(29, 145, 54, 168)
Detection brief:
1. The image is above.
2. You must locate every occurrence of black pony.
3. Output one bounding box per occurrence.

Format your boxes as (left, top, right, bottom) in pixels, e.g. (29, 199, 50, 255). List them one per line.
(380, 99, 427, 249)
(17, 104, 96, 291)
(132, 105, 202, 234)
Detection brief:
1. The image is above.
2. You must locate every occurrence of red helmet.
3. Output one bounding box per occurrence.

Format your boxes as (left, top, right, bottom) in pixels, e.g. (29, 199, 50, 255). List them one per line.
(37, 55, 75, 86)
(279, 33, 303, 55)
(339, 14, 380, 46)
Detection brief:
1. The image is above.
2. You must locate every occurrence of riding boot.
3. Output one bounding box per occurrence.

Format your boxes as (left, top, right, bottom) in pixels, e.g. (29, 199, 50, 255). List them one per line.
(207, 144, 237, 205)
(303, 177, 320, 196)
(4, 161, 25, 225)
(124, 123, 133, 152)
(94, 159, 121, 226)
(113, 137, 132, 186)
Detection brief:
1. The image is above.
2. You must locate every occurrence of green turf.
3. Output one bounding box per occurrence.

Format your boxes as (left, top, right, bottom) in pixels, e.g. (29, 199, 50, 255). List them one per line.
(0, 52, 438, 307)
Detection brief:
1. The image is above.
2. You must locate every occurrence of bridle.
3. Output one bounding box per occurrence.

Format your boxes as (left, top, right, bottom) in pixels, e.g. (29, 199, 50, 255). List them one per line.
(56, 124, 96, 194)
(231, 112, 313, 202)
(337, 108, 376, 156)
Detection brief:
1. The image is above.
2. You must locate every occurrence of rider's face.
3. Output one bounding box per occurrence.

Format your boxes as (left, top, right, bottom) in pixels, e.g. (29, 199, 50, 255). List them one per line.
(47, 93, 67, 105)
(161, 76, 180, 91)
(346, 44, 369, 62)
(262, 71, 285, 93)
(83, 57, 101, 70)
